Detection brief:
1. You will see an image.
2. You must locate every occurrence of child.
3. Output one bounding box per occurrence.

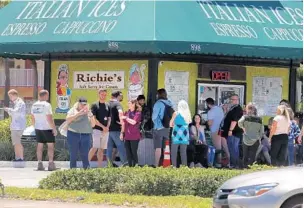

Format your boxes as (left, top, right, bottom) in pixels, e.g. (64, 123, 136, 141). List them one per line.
(255, 117, 272, 165)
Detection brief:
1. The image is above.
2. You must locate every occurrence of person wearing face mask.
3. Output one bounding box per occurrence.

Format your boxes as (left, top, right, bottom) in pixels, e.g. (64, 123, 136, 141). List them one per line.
(220, 94, 243, 168)
(66, 97, 96, 169)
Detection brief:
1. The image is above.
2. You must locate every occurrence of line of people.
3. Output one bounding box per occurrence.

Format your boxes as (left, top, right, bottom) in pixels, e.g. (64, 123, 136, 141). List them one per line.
(151, 90, 303, 168)
(5, 88, 303, 170)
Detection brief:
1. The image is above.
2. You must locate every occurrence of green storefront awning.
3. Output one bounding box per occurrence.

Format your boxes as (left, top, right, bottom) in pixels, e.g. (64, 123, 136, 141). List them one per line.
(0, 0, 302, 59)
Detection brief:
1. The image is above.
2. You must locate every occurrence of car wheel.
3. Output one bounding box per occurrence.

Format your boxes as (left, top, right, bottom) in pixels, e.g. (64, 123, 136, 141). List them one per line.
(281, 195, 303, 208)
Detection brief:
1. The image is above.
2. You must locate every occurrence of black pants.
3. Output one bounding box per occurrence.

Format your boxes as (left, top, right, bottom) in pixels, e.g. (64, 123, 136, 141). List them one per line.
(124, 140, 139, 167)
(270, 134, 288, 167)
(242, 141, 259, 168)
(187, 143, 208, 167)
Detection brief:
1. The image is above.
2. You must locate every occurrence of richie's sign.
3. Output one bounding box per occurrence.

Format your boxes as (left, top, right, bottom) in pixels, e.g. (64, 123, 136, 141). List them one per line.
(73, 71, 124, 89)
(1, 0, 127, 36)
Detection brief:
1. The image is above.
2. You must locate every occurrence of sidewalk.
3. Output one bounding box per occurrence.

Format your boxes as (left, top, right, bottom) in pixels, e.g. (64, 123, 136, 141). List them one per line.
(0, 199, 125, 208)
(0, 161, 121, 188)
(0, 167, 55, 188)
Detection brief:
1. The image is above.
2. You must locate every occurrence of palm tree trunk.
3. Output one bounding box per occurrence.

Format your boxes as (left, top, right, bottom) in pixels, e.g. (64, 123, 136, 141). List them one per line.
(4, 58, 10, 119)
(32, 60, 38, 100)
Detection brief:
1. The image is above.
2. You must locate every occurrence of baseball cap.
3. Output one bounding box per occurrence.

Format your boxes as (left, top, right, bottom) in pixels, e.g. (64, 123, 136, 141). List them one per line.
(78, 97, 87, 104)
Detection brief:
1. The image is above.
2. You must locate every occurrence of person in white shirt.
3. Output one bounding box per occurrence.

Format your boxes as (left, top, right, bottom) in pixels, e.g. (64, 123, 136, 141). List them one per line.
(31, 90, 57, 171)
(4, 89, 26, 162)
(269, 105, 291, 167)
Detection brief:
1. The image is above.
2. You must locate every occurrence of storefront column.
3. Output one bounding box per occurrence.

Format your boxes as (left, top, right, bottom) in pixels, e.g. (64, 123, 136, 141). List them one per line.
(289, 59, 296, 110)
(147, 58, 159, 107)
(44, 55, 51, 100)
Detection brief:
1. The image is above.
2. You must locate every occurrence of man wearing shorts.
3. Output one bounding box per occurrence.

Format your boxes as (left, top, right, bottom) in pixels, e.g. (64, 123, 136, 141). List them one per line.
(206, 98, 227, 168)
(88, 89, 111, 168)
(4, 89, 26, 162)
(31, 90, 57, 171)
(152, 89, 173, 167)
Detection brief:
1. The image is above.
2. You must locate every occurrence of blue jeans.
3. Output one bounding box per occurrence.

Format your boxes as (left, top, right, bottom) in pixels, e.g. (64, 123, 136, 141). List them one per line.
(107, 131, 127, 164)
(288, 143, 295, 166)
(227, 136, 240, 167)
(67, 131, 91, 169)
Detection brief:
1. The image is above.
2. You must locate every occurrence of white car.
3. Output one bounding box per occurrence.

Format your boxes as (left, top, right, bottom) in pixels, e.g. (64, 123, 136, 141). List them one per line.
(21, 125, 36, 141)
(213, 167, 303, 208)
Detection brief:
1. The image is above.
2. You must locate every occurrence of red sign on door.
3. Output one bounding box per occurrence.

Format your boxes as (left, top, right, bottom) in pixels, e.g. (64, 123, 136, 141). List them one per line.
(211, 71, 231, 82)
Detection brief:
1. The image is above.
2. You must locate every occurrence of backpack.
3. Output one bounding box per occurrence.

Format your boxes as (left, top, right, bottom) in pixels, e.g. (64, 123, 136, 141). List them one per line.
(160, 101, 174, 128)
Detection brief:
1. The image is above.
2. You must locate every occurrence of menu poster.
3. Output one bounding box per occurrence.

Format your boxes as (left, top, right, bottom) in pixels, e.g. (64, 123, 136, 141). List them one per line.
(165, 71, 189, 110)
(252, 77, 282, 116)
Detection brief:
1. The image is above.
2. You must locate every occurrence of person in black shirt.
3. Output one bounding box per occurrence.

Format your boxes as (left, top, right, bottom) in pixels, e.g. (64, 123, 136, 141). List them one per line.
(88, 89, 111, 168)
(107, 91, 127, 165)
(220, 94, 243, 168)
(137, 95, 152, 137)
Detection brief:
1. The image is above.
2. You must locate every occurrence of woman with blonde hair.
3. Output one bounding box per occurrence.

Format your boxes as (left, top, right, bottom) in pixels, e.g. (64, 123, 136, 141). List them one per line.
(170, 100, 191, 167)
(66, 97, 96, 169)
(269, 105, 290, 167)
(238, 103, 264, 168)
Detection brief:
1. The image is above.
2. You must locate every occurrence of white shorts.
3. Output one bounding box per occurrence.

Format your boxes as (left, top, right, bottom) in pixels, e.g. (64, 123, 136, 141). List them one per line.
(92, 129, 109, 149)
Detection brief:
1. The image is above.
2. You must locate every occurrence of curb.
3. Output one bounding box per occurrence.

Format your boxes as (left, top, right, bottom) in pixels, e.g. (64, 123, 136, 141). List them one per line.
(0, 161, 122, 169)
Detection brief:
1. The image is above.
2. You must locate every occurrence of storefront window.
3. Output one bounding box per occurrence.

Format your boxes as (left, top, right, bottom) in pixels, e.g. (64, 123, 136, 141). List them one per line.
(197, 83, 245, 121)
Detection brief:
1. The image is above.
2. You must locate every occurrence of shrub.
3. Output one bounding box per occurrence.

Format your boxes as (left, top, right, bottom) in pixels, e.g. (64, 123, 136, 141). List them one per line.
(39, 167, 271, 197)
(0, 141, 14, 161)
(0, 118, 12, 142)
(0, 116, 32, 142)
(0, 141, 70, 161)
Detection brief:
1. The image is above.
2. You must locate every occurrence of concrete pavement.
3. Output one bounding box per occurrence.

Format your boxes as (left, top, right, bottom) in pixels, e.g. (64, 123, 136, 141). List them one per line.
(0, 163, 137, 208)
(0, 199, 125, 208)
(0, 167, 54, 188)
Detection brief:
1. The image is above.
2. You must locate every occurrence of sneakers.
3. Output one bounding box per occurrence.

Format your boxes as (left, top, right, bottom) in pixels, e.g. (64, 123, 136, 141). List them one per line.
(195, 163, 204, 168)
(48, 162, 56, 171)
(37, 162, 45, 171)
(215, 163, 222, 169)
(13, 158, 24, 162)
(189, 162, 195, 168)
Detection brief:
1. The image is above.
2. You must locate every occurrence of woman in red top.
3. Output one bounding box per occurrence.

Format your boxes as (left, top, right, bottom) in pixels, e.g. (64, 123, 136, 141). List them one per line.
(121, 100, 142, 167)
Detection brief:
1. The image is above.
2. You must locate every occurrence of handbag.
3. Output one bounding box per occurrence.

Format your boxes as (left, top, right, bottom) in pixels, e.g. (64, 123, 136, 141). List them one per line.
(59, 121, 69, 137)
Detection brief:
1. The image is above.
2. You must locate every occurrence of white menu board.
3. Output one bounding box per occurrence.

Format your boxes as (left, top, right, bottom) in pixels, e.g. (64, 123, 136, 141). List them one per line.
(165, 71, 189, 110)
(252, 77, 282, 116)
